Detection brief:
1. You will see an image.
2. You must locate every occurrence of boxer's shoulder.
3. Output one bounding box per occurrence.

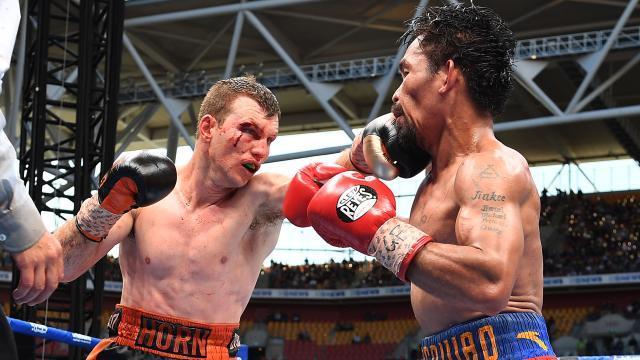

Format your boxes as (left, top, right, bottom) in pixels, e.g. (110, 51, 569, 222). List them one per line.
(456, 147, 528, 179)
(242, 171, 290, 203)
(453, 150, 530, 205)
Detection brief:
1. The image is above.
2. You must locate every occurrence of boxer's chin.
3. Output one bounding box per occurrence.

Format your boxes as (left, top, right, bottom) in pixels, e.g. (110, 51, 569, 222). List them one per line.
(396, 116, 423, 150)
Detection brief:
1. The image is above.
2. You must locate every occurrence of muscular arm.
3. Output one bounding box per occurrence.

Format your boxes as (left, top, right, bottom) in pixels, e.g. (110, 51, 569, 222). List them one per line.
(55, 212, 133, 282)
(406, 157, 527, 315)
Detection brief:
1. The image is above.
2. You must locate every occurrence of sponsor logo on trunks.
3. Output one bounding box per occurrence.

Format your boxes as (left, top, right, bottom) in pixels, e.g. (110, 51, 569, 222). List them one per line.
(135, 315, 211, 358)
(107, 308, 122, 337)
(227, 328, 241, 356)
(421, 325, 499, 360)
(336, 185, 377, 223)
(516, 331, 548, 350)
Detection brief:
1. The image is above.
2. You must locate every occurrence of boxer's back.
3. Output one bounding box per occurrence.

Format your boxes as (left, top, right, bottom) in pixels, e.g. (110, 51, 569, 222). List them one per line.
(409, 142, 543, 335)
(118, 172, 286, 324)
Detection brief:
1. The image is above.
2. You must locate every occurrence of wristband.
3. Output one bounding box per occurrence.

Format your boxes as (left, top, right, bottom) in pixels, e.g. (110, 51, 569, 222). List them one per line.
(368, 218, 432, 282)
(75, 195, 122, 242)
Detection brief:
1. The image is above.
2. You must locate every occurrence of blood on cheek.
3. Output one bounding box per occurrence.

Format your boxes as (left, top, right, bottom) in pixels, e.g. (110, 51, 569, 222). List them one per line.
(232, 133, 243, 147)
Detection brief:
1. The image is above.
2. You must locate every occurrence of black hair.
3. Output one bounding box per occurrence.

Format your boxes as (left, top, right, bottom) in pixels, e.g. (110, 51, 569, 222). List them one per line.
(401, 4, 516, 116)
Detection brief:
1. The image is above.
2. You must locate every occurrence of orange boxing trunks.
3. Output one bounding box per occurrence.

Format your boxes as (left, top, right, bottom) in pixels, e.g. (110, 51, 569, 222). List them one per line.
(87, 304, 240, 360)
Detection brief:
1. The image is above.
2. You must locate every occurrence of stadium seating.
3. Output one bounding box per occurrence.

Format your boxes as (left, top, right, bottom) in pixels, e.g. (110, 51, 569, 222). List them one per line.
(543, 306, 593, 337)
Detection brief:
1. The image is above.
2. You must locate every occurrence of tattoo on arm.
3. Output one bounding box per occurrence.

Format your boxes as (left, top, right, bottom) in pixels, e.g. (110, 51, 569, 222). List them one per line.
(472, 165, 507, 235)
(479, 204, 507, 236)
(470, 190, 507, 236)
(57, 221, 97, 272)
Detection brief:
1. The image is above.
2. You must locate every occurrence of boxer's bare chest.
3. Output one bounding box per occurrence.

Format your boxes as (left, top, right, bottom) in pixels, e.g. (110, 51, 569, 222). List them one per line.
(117, 186, 280, 321)
(124, 190, 264, 276)
(410, 170, 459, 245)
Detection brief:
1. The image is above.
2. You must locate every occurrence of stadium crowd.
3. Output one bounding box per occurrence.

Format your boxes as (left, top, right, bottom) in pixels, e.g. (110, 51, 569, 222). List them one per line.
(542, 190, 640, 276)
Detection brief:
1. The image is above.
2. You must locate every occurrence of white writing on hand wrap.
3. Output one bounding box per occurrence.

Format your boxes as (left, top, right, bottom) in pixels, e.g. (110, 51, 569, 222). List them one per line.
(368, 218, 432, 281)
(75, 195, 122, 242)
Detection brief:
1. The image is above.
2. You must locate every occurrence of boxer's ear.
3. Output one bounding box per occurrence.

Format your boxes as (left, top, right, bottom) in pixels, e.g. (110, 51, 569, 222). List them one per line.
(438, 59, 460, 95)
(198, 114, 215, 141)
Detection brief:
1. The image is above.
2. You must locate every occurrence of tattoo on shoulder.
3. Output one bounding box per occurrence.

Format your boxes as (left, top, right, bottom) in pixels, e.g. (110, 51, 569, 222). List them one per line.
(479, 164, 500, 179)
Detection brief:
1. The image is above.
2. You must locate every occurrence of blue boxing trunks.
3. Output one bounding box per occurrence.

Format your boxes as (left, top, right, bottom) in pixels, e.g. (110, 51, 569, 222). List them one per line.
(420, 312, 556, 360)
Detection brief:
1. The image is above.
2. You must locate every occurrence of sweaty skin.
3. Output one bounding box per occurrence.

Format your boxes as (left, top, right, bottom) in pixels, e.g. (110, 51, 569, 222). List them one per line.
(371, 37, 542, 335)
(55, 96, 293, 324)
(407, 144, 542, 335)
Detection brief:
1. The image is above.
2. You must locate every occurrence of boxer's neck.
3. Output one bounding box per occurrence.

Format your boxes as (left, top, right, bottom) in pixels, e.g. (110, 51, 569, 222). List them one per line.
(177, 161, 235, 207)
(430, 107, 494, 175)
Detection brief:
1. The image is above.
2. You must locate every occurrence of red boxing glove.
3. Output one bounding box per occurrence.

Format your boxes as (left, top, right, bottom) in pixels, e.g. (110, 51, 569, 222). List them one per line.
(307, 171, 396, 253)
(283, 162, 348, 248)
(307, 171, 432, 281)
(283, 162, 347, 227)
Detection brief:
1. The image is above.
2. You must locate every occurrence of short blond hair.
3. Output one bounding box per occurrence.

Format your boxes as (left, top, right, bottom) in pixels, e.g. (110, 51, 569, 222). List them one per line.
(196, 76, 280, 138)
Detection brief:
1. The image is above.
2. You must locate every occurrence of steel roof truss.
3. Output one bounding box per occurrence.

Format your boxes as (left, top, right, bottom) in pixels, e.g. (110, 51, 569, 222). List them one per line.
(124, 0, 322, 27)
(224, 11, 245, 79)
(244, 10, 354, 139)
(565, 0, 639, 113)
(573, 51, 640, 113)
(123, 32, 195, 148)
(368, 0, 430, 122)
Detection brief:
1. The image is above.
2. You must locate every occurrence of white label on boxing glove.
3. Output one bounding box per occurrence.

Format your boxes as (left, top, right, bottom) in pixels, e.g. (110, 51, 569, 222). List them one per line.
(336, 185, 377, 223)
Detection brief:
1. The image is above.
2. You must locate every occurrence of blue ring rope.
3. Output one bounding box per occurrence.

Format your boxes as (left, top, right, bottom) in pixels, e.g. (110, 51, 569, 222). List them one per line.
(7, 317, 100, 350)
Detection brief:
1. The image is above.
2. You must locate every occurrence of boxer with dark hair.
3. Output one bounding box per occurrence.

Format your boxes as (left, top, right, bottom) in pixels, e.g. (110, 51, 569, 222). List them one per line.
(285, 5, 556, 360)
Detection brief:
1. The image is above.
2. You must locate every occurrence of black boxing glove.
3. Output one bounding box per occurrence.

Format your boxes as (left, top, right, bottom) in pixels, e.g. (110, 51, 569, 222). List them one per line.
(350, 113, 431, 180)
(75, 152, 177, 241)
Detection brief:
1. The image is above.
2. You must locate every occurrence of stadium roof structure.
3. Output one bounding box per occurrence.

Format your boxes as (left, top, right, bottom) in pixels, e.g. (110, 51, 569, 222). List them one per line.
(5, 0, 640, 166)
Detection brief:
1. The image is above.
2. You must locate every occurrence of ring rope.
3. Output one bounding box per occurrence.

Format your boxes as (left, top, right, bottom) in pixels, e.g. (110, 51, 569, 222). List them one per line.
(7, 316, 100, 350)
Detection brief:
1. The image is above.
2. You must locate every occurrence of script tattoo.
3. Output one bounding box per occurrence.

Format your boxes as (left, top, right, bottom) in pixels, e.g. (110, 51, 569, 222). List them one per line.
(58, 221, 96, 272)
(62, 236, 84, 265)
(471, 191, 506, 202)
(480, 204, 506, 236)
